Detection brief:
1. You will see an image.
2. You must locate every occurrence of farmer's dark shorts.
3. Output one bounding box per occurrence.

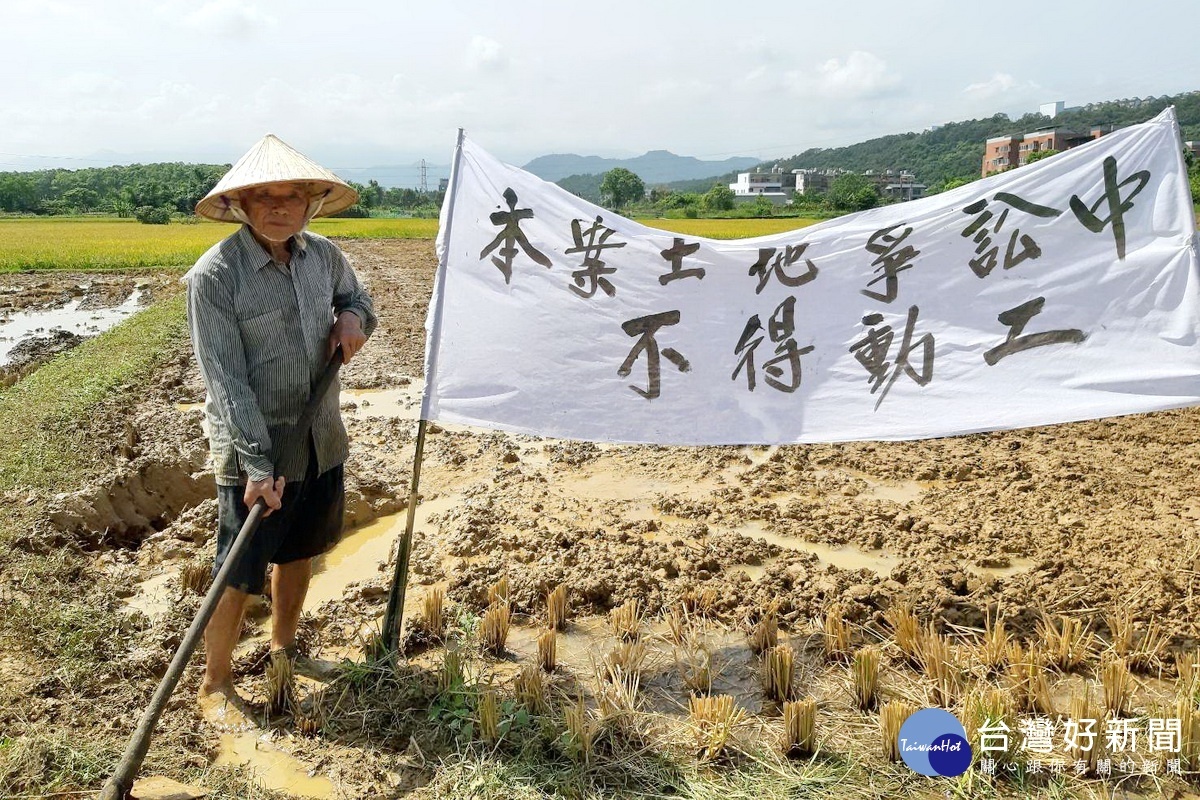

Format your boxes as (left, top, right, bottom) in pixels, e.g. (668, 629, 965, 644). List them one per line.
(212, 451, 344, 596)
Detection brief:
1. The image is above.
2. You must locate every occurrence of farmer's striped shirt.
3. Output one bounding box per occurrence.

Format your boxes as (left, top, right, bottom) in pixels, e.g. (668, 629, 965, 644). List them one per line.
(184, 225, 377, 487)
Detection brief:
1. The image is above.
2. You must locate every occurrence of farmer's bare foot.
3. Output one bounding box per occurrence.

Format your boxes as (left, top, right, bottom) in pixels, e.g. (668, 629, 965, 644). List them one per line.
(198, 681, 257, 732)
(272, 644, 342, 683)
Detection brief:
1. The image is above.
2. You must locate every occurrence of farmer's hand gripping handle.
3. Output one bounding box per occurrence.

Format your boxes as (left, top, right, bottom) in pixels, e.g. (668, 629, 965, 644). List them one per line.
(99, 348, 343, 800)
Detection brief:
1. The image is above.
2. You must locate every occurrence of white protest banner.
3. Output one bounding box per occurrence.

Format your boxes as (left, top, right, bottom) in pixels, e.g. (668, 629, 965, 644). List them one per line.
(423, 109, 1200, 444)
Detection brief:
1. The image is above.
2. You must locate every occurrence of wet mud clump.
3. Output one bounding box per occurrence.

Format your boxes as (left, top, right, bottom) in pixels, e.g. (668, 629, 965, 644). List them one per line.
(1, 330, 84, 386)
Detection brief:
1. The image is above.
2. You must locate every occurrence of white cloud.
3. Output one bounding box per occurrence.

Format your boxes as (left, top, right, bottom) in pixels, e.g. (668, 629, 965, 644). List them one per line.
(777, 51, 901, 101)
(961, 72, 1045, 117)
(734, 34, 778, 65)
(964, 72, 1019, 99)
(743, 65, 772, 84)
(806, 51, 901, 99)
(466, 35, 506, 71)
(251, 77, 305, 120)
(1, 3, 1196, 170)
(183, 0, 276, 36)
(9, 1, 81, 21)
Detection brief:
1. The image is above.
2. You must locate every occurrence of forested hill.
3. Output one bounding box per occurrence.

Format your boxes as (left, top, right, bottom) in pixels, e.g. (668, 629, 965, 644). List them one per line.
(0, 162, 229, 215)
(774, 91, 1200, 189)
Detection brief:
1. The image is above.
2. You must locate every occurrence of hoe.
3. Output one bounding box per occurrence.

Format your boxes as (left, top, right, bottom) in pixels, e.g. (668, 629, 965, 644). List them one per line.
(99, 349, 343, 800)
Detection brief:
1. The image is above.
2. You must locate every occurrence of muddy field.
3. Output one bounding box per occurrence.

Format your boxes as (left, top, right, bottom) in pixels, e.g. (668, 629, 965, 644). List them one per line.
(11, 238, 1200, 796)
(0, 271, 179, 386)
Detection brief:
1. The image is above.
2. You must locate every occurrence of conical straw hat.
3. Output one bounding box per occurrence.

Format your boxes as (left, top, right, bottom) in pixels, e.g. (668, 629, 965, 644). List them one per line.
(196, 134, 358, 222)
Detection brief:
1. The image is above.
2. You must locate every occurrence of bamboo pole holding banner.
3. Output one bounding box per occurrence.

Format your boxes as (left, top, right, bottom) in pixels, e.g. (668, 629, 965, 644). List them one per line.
(380, 418, 425, 653)
(381, 128, 466, 652)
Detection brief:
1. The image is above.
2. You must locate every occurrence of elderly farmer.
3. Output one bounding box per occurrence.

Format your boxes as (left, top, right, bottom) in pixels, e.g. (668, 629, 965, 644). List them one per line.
(186, 134, 376, 714)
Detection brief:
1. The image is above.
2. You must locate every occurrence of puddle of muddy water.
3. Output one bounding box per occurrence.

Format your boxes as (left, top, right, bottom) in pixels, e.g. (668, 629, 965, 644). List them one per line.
(340, 384, 630, 457)
(305, 494, 461, 611)
(506, 617, 797, 714)
(0, 289, 142, 365)
(859, 479, 925, 504)
(735, 520, 901, 575)
(730, 520, 1032, 581)
(506, 617, 612, 672)
(551, 471, 690, 504)
(214, 732, 333, 798)
(342, 386, 420, 421)
(813, 468, 927, 504)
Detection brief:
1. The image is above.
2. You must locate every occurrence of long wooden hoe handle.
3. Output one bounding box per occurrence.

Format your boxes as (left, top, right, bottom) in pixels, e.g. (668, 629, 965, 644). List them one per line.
(99, 349, 343, 800)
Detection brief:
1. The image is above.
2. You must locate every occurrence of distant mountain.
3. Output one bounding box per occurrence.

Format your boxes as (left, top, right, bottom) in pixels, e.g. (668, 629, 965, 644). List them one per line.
(333, 162, 451, 190)
(523, 150, 761, 184)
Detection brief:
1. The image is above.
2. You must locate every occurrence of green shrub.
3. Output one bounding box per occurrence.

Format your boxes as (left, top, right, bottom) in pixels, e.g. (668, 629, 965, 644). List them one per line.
(332, 203, 370, 218)
(703, 185, 736, 212)
(134, 206, 171, 225)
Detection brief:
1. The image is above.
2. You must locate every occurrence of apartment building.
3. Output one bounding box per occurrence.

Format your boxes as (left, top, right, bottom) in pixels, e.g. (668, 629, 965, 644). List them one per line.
(730, 168, 785, 196)
(982, 125, 1114, 176)
(791, 167, 926, 201)
(792, 168, 841, 194)
(864, 169, 926, 201)
(729, 167, 789, 205)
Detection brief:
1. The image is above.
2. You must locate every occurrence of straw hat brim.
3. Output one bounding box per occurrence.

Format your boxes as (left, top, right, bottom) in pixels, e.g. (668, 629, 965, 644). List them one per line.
(196, 179, 358, 223)
(195, 134, 359, 222)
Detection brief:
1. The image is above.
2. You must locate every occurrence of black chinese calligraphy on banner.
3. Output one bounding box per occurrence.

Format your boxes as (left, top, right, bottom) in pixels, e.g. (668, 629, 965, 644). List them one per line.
(426, 108, 1200, 444)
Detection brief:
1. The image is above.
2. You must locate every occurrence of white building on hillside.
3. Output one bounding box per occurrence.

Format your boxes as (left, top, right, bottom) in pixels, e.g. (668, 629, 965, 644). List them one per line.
(1040, 101, 1066, 118)
(730, 167, 788, 204)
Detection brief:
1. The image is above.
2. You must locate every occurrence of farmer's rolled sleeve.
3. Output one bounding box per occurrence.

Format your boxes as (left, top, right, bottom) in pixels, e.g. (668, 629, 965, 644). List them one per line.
(185, 226, 376, 487)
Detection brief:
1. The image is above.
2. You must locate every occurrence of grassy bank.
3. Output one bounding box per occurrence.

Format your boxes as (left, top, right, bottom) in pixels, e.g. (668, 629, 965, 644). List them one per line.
(0, 293, 188, 492)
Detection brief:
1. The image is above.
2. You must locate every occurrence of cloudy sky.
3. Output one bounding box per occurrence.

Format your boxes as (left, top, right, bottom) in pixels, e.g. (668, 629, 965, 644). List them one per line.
(1, 0, 1195, 181)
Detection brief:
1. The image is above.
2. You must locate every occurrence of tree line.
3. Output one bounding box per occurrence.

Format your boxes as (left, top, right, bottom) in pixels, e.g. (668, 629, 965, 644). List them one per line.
(337, 180, 444, 218)
(0, 163, 444, 221)
(0, 163, 229, 217)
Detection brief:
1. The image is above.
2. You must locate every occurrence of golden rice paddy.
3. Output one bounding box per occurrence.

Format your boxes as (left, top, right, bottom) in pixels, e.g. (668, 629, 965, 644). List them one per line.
(0, 216, 819, 272)
(0, 216, 439, 272)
